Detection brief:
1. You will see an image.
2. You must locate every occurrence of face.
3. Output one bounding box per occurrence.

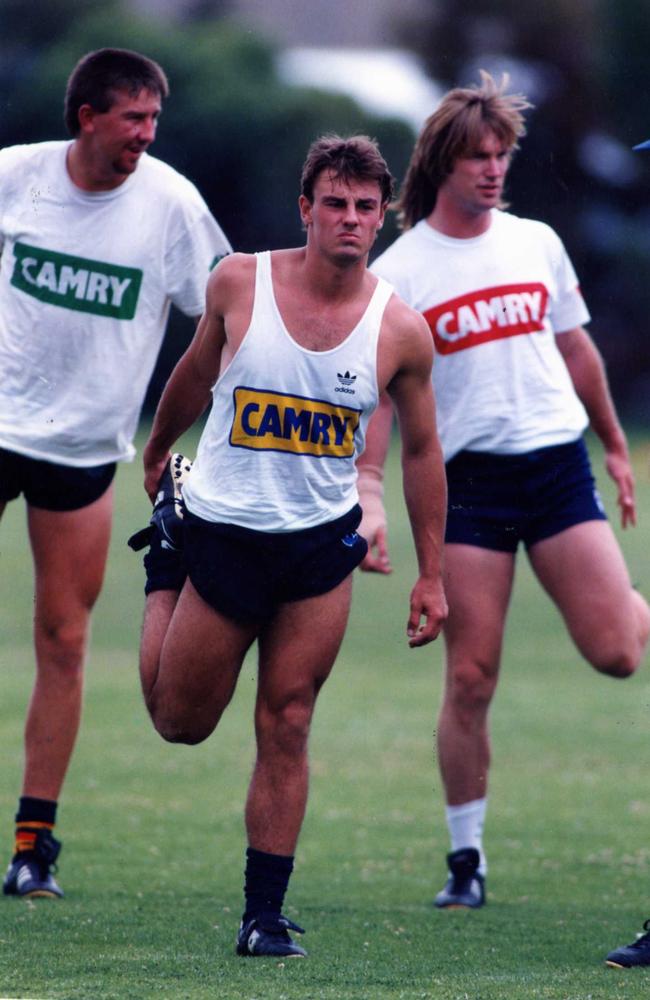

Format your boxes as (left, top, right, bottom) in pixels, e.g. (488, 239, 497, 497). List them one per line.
(79, 87, 161, 183)
(439, 130, 512, 217)
(299, 171, 386, 265)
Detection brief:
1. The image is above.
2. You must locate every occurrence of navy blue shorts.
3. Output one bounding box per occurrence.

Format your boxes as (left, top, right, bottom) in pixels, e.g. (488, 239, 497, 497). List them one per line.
(184, 504, 367, 623)
(444, 438, 607, 553)
(0, 447, 116, 512)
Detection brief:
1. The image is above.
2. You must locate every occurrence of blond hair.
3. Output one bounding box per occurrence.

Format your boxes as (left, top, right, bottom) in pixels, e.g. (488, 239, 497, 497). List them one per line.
(397, 71, 531, 229)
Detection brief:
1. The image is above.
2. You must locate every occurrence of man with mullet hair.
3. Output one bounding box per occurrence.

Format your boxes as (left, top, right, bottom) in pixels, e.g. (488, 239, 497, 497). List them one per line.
(129, 133, 447, 957)
(0, 47, 231, 900)
(359, 71, 650, 908)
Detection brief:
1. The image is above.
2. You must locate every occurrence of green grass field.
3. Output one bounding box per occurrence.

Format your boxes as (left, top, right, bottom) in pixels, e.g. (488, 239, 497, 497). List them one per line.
(2, 429, 650, 999)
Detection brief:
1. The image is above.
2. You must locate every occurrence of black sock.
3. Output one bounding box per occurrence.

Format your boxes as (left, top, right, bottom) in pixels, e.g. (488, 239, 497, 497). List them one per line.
(242, 847, 294, 923)
(13, 797, 58, 857)
(16, 796, 57, 826)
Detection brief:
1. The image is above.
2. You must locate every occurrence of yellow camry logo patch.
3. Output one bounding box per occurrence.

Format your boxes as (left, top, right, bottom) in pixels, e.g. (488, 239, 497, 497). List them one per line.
(230, 387, 361, 458)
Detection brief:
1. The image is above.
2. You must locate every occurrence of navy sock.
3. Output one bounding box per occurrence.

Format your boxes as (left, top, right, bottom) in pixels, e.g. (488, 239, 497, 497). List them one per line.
(242, 847, 294, 923)
(14, 796, 58, 858)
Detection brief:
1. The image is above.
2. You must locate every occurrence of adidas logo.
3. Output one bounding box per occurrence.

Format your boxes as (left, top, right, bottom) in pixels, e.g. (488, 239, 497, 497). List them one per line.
(335, 370, 357, 394)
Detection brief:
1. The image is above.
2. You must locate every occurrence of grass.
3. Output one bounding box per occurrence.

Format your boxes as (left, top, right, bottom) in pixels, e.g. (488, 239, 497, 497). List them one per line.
(1, 429, 650, 998)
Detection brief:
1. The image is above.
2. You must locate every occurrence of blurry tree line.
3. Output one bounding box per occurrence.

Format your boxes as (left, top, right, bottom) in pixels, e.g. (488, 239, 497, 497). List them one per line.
(2, 0, 650, 418)
(0, 0, 414, 407)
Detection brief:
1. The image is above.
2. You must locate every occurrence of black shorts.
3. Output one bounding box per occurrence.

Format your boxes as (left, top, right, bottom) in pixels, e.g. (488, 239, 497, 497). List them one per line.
(184, 504, 367, 623)
(0, 447, 116, 512)
(444, 438, 607, 553)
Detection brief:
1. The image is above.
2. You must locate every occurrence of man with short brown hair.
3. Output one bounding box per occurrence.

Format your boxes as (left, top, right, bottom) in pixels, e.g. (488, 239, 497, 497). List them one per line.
(0, 47, 231, 899)
(133, 133, 448, 957)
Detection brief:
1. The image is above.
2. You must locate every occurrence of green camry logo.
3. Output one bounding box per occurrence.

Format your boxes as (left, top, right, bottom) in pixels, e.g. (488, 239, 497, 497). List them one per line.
(11, 242, 143, 319)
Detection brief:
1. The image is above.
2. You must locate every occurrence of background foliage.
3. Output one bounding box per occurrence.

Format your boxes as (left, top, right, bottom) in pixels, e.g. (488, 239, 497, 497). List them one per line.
(1, 0, 649, 411)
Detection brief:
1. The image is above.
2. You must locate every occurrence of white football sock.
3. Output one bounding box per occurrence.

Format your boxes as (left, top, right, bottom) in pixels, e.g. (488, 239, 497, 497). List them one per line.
(445, 797, 487, 875)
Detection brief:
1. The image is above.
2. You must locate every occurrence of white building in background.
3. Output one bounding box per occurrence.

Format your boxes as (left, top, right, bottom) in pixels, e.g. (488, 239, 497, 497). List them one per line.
(277, 47, 441, 131)
(129, 0, 440, 130)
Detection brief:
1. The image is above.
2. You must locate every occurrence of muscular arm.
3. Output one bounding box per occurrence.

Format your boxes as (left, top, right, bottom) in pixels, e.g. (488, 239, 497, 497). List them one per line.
(142, 258, 235, 499)
(556, 326, 636, 527)
(384, 306, 448, 646)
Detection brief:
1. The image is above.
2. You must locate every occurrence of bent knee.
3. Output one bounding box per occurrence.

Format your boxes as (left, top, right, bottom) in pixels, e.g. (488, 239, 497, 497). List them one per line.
(153, 715, 214, 745)
(590, 647, 640, 679)
(148, 697, 219, 746)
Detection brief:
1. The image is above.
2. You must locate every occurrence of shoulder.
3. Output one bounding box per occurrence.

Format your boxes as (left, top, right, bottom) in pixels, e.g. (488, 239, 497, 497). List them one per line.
(0, 140, 65, 175)
(207, 251, 256, 298)
(371, 225, 424, 277)
(136, 154, 206, 206)
(498, 210, 562, 246)
(382, 288, 433, 357)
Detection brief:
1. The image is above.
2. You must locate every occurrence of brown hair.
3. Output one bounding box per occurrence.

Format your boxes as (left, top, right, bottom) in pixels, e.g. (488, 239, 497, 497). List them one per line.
(397, 71, 531, 229)
(64, 47, 169, 137)
(300, 133, 395, 205)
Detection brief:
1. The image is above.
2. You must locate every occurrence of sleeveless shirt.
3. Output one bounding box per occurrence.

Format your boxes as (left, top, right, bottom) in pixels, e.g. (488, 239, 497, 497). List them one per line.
(183, 250, 393, 531)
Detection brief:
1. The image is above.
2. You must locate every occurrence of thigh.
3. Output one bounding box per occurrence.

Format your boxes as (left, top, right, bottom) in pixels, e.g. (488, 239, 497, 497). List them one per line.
(27, 485, 114, 621)
(155, 579, 259, 726)
(256, 575, 354, 714)
(528, 519, 636, 658)
(443, 543, 516, 675)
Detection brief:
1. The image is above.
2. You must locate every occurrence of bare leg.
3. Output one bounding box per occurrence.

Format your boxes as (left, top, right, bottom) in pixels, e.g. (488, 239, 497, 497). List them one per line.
(528, 520, 650, 676)
(437, 544, 515, 806)
(24, 488, 113, 799)
(142, 578, 258, 744)
(246, 576, 353, 855)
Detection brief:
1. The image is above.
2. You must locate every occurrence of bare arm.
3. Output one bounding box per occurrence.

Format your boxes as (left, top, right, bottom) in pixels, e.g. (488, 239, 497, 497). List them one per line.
(556, 326, 635, 528)
(356, 391, 394, 573)
(142, 262, 231, 499)
(385, 307, 447, 647)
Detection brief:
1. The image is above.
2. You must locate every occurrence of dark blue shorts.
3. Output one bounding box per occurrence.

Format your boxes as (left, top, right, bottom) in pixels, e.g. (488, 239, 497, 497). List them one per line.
(444, 438, 607, 553)
(0, 447, 116, 512)
(184, 504, 368, 623)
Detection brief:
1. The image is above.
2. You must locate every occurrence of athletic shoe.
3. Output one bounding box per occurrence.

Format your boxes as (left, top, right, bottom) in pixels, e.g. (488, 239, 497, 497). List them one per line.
(236, 912, 307, 958)
(434, 847, 485, 909)
(605, 920, 650, 968)
(3, 829, 63, 899)
(128, 453, 193, 552)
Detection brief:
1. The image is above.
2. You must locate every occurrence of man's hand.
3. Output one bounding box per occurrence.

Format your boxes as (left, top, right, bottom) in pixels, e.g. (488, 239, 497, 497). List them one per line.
(358, 466, 392, 574)
(406, 575, 448, 647)
(143, 443, 171, 503)
(605, 447, 636, 528)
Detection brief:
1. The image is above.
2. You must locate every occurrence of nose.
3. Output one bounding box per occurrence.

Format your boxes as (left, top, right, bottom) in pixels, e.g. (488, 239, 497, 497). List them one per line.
(486, 155, 505, 177)
(139, 115, 157, 145)
(342, 201, 359, 226)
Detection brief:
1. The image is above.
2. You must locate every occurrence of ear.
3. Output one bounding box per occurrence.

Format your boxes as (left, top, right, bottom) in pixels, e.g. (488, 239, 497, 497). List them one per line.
(298, 194, 313, 228)
(77, 103, 97, 135)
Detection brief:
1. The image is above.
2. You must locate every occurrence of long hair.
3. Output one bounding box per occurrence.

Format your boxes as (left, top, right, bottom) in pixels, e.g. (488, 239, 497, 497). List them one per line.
(397, 71, 531, 229)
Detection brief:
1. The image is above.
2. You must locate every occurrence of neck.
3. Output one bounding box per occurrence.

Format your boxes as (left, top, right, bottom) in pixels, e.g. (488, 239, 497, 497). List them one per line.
(426, 203, 494, 240)
(301, 245, 370, 300)
(66, 141, 128, 193)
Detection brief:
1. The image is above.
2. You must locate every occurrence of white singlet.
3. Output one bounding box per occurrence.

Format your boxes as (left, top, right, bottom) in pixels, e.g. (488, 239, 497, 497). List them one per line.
(371, 210, 590, 461)
(0, 141, 231, 466)
(183, 251, 393, 532)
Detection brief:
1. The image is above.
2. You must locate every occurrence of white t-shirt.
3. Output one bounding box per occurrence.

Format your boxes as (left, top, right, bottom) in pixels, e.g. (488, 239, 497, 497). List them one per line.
(0, 140, 231, 465)
(371, 210, 590, 461)
(184, 251, 392, 531)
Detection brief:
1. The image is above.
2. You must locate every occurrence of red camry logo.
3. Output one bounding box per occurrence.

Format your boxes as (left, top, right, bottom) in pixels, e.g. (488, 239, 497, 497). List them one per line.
(424, 282, 549, 355)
